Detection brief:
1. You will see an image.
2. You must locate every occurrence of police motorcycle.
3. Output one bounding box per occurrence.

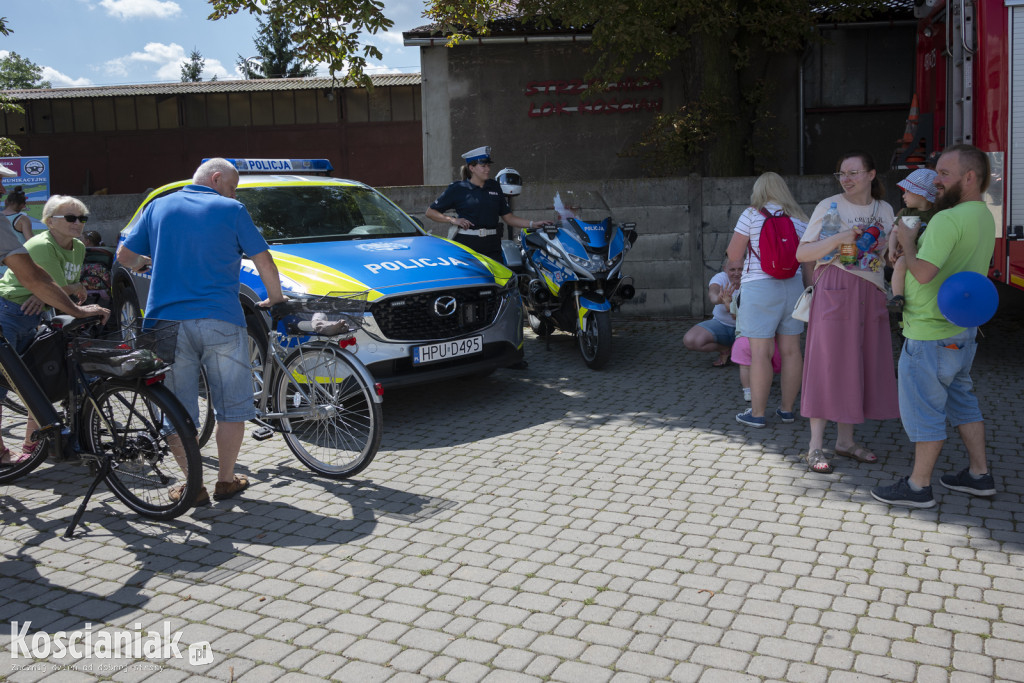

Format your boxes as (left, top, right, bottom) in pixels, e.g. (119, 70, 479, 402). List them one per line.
(515, 189, 637, 369)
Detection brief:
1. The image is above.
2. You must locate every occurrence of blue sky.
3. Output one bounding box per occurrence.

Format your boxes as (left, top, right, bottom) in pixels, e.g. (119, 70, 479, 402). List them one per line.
(1, 0, 425, 88)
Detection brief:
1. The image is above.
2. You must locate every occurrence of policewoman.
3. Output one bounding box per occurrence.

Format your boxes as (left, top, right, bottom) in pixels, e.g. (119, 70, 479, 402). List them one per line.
(425, 146, 541, 262)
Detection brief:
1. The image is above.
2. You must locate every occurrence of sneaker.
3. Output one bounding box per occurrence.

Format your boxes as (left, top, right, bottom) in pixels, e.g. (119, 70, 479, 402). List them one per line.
(735, 410, 766, 428)
(871, 477, 936, 508)
(940, 467, 997, 497)
(743, 387, 751, 402)
(776, 408, 796, 423)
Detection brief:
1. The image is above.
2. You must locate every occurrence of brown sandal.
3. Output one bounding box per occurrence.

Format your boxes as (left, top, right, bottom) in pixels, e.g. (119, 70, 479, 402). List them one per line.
(169, 485, 210, 506)
(834, 445, 878, 464)
(214, 475, 250, 500)
(805, 449, 834, 474)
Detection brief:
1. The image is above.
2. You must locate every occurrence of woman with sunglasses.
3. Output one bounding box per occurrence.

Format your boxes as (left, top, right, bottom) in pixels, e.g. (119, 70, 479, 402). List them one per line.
(0, 195, 91, 462)
(794, 151, 899, 474)
(425, 145, 547, 262)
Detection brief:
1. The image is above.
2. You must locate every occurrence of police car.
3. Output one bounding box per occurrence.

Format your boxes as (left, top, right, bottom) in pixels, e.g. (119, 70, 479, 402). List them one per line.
(112, 158, 524, 387)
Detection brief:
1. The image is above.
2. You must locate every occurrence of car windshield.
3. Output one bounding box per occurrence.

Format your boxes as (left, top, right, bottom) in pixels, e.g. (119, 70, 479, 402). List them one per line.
(237, 185, 421, 243)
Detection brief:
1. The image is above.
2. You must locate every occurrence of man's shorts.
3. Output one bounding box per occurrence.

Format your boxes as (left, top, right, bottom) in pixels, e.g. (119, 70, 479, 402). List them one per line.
(696, 319, 736, 347)
(736, 276, 805, 338)
(164, 318, 256, 426)
(898, 328, 984, 442)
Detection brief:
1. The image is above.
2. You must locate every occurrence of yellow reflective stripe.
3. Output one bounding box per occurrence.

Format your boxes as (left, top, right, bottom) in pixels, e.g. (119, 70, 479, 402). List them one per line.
(439, 238, 516, 285)
(267, 250, 381, 300)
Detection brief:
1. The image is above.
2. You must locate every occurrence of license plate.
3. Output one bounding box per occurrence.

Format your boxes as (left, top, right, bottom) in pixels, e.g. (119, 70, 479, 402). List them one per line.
(413, 336, 483, 365)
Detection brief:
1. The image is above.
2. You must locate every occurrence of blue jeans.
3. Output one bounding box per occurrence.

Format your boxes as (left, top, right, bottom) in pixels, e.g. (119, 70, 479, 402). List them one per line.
(163, 319, 256, 426)
(0, 298, 42, 401)
(898, 328, 984, 442)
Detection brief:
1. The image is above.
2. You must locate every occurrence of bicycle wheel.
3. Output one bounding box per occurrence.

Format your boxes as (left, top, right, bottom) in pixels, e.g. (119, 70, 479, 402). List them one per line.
(0, 396, 52, 484)
(81, 380, 202, 519)
(275, 345, 381, 479)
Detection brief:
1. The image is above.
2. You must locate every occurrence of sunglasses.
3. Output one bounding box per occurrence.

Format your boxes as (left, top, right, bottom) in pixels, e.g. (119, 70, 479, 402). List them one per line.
(53, 214, 89, 223)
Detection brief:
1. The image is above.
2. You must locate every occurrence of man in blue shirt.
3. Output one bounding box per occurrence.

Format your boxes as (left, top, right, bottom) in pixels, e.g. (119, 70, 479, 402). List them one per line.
(118, 158, 285, 505)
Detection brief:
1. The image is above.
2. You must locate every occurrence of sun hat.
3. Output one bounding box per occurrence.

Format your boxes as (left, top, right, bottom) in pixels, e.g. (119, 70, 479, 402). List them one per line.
(897, 168, 938, 204)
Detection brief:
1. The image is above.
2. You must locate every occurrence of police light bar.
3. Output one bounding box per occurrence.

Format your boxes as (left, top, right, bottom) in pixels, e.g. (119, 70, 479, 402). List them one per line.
(203, 158, 334, 174)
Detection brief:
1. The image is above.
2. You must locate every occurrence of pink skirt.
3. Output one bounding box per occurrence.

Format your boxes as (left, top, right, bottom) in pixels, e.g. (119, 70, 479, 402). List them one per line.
(800, 266, 899, 423)
(731, 336, 782, 373)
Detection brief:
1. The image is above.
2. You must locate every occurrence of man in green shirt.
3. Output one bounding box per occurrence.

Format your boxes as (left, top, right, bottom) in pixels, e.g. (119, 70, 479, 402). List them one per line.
(872, 144, 996, 508)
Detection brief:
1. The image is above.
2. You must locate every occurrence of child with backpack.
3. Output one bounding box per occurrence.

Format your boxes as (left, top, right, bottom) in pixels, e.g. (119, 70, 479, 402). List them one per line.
(725, 172, 811, 429)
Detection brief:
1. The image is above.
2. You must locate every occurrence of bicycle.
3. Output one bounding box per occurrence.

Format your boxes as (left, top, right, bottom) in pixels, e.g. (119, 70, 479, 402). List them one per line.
(247, 293, 383, 479)
(0, 316, 203, 538)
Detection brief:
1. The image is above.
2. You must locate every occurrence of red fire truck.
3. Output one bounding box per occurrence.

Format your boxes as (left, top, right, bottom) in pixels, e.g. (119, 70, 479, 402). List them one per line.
(892, 0, 1021, 290)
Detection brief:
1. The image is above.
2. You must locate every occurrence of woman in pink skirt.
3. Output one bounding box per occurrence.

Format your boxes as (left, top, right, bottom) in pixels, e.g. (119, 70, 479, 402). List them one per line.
(795, 151, 900, 473)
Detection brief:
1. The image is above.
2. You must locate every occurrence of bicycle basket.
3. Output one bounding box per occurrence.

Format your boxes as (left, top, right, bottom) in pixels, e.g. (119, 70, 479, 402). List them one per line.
(72, 321, 179, 379)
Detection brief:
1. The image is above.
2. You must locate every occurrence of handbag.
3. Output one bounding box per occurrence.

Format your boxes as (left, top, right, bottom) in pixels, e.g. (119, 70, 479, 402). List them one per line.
(792, 264, 832, 323)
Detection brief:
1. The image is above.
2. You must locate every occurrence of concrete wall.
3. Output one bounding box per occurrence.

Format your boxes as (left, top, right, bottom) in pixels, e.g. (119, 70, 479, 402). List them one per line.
(75, 173, 844, 319)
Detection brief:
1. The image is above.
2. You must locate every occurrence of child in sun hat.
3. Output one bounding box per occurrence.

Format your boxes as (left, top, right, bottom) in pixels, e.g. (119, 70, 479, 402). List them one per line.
(887, 168, 938, 312)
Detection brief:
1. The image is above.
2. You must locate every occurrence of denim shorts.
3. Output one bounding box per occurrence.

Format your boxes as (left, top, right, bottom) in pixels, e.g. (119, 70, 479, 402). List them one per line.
(163, 318, 255, 426)
(736, 277, 805, 338)
(0, 298, 42, 401)
(898, 328, 984, 442)
(696, 318, 736, 347)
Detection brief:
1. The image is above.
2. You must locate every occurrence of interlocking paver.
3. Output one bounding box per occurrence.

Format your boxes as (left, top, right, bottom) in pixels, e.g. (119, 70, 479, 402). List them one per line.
(3, 309, 1023, 681)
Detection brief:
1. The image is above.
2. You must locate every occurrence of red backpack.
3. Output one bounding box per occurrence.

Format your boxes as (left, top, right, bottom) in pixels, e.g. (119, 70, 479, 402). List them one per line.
(749, 208, 800, 279)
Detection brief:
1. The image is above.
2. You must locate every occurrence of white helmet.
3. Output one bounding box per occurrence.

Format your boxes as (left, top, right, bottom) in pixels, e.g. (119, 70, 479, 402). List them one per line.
(496, 167, 522, 196)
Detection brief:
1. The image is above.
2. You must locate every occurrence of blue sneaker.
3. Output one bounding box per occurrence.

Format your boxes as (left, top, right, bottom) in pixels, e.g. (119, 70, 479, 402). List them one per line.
(736, 410, 766, 428)
(776, 408, 796, 423)
(871, 477, 936, 509)
(940, 468, 996, 497)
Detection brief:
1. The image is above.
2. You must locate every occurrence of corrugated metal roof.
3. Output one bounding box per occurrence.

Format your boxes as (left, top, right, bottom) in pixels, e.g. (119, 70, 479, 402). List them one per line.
(2, 74, 421, 100)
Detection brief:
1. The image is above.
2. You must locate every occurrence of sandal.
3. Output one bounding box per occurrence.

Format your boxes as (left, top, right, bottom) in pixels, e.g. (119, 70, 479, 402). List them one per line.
(1, 445, 34, 465)
(805, 449, 834, 474)
(712, 357, 730, 368)
(214, 475, 250, 500)
(834, 444, 878, 464)
(169, 485, 210, 506)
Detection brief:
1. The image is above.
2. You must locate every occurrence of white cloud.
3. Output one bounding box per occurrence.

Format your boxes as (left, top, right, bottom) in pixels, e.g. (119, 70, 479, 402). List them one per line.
(41, 66, 93, 88)
(105, 42, 185, 80)
(100, 0, 182, 20)
(378, 31, 407, 47)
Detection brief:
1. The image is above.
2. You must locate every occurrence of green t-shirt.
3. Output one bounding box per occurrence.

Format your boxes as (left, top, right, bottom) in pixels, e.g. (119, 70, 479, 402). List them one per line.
(903, 201, 995, 340)
(0, 231, 85, 305)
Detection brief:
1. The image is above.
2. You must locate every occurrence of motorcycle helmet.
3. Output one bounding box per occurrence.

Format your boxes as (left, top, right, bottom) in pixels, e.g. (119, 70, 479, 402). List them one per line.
(496, 167, 522, 196)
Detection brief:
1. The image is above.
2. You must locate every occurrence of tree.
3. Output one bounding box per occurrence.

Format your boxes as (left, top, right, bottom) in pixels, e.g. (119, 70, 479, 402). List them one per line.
(0, 51, 51, 90)
(422, 0, 891, 176)
(181, 48, 205, 82)
(210, 0, 390, 83)
(0, 95, 23, 157)
(236, 12, 318, 79)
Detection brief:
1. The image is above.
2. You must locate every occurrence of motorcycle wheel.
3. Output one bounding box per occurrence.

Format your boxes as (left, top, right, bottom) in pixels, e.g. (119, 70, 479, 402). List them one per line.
(528, 312, 554, 336)
(578, 310, 612, 370)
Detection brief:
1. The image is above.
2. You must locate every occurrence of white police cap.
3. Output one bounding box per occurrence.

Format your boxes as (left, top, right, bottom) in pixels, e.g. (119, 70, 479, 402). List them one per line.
(462, 146, 492, 164)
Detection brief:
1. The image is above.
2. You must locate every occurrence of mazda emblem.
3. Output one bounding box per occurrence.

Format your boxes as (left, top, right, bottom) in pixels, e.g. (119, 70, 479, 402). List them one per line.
(433, 295, 457, 317)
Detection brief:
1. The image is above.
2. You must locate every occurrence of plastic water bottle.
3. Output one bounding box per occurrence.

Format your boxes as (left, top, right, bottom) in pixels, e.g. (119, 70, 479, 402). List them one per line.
(819, 202, 841, 263)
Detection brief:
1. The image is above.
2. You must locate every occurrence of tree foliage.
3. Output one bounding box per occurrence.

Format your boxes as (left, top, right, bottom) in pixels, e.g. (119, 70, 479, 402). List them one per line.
(423, 0, 892, 175)
(0, 51, 51, 90)
(0, 95, 23, 157)
(236, 12, 317, 79)
(181, 48, 206, 82)
(209, 0, 391, 85)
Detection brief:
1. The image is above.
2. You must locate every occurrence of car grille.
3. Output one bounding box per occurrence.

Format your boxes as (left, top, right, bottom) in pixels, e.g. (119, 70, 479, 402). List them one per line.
(370, 287, 502, 341)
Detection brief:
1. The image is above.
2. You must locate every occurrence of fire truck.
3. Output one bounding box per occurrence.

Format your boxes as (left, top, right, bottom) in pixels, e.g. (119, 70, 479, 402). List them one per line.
(892, 0, 1022, 290)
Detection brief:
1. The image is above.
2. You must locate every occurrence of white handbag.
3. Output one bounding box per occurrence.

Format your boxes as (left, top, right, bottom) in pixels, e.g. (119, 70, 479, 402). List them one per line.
(792, 286, 814, 323)
(792, 264, 831, 323)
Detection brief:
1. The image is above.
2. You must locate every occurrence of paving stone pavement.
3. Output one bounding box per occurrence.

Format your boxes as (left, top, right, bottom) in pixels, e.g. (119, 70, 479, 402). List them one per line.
(2, 288, 1023, 682)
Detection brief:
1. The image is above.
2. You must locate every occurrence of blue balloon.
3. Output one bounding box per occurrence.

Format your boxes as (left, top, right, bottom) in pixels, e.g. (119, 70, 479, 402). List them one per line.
(937, 271, 999, 327)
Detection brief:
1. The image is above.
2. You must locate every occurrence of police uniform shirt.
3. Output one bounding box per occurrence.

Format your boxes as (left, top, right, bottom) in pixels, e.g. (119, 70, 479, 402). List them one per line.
(430, 179, 510, 229)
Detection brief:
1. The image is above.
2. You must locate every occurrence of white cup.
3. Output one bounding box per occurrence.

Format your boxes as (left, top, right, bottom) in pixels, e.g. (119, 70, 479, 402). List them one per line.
(902, 215, 921, 230)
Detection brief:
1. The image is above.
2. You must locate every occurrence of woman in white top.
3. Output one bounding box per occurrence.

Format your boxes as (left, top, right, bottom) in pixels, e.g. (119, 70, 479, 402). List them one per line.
(2, 186, 33, 243)
(726, 172, 811, 430)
